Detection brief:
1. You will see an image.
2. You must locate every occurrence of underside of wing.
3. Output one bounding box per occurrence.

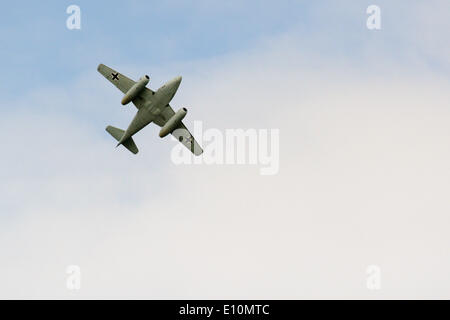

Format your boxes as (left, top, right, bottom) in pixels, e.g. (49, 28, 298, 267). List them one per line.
(97, 64, 155, 109)
(154, 105, 203, 156)
(97, 64, 136, 94)
(171, 122, 203, 156)
(153, 104, 177, 127)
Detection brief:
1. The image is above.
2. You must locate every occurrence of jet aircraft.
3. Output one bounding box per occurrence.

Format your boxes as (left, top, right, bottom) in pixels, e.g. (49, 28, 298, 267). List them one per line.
(97, 64, 203, 155)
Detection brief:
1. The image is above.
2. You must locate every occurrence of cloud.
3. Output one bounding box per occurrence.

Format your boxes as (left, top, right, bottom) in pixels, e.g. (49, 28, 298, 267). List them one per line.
(0, 0, 449, 298)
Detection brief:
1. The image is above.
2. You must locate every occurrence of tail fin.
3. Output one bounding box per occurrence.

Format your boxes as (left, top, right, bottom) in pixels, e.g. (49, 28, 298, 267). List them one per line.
(106, 126, 139, 154)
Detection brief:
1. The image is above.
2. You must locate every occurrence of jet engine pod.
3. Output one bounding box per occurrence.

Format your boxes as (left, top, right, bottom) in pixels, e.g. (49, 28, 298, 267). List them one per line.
(121, 75, 150, 105)
(159, 108, 187, 138)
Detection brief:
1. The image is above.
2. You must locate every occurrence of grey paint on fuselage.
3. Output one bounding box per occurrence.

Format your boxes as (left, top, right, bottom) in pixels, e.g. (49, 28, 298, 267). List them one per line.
(98, 63, 203, 155)
(118, 76, 182, 145)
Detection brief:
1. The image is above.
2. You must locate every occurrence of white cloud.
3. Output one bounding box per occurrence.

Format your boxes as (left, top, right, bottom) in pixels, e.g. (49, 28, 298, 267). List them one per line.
(1, 0, 449, 299)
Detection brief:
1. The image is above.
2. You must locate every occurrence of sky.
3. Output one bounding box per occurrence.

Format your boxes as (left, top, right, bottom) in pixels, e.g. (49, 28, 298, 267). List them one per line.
(0, 0, 449, 298)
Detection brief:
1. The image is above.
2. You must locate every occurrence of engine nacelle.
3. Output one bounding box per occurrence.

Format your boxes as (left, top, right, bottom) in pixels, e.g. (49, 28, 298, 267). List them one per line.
(121, 75, 149, 105)
(159, 108, 187, 137)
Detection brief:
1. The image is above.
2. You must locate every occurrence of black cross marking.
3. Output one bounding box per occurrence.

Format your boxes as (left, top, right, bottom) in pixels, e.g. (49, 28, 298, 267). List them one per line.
(111, 72, 119, 80)
(179, 135, 193, 144)
(185, 135, 193, 144)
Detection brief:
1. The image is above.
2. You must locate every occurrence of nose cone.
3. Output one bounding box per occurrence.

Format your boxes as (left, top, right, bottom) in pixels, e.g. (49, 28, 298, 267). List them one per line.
(158, 76, 183, 97)
(173, 76, 182, 87)
(168, 76, 182, 93)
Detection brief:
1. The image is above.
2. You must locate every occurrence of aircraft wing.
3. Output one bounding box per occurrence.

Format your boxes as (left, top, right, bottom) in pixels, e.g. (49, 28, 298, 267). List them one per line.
(154, 105, 203, 156)
(97, 64, 155, 109)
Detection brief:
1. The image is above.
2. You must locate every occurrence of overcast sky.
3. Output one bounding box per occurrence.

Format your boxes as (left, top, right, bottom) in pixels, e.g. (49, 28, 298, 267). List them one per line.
(0, 0, 449, 298)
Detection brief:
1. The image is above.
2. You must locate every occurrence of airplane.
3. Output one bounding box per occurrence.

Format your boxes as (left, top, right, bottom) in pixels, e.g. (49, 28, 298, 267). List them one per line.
(97, 63, 203, 155)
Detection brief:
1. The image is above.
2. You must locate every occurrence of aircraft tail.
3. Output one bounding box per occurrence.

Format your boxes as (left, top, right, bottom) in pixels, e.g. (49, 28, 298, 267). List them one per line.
(105, 125, 139, 154)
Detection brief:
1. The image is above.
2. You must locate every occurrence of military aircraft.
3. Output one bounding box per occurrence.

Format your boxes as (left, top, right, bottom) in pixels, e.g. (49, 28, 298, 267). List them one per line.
(97, 64, 203, 155)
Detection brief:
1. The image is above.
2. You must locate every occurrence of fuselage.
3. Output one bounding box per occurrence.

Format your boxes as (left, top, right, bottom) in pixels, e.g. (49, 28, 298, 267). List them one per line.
(151, 76, 182, 113)
(119, 76, 182, 143)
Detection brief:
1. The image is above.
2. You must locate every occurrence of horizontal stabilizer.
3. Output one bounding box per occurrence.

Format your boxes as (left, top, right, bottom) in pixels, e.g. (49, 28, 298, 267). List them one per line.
(106, 125, 124, 141)
(106, 125, 139, 154)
